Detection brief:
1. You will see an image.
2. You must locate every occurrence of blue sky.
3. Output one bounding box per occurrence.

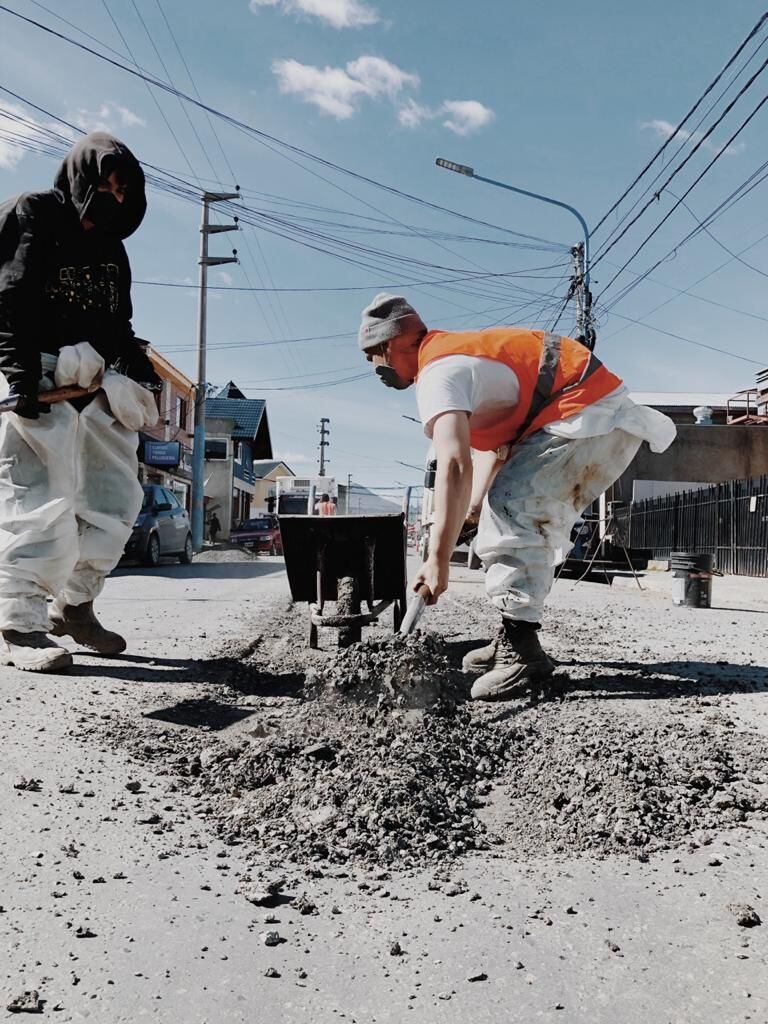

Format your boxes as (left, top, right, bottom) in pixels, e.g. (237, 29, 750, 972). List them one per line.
(1, 0, 768, 487)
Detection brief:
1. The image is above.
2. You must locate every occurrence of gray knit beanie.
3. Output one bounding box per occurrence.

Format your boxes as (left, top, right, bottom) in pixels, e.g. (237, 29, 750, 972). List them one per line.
(358, 293, 427, 351)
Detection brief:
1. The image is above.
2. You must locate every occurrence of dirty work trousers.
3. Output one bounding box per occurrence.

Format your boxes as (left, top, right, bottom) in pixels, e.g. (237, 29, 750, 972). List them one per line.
(474, 428, 642, 624)
(0, 394, 143, 632)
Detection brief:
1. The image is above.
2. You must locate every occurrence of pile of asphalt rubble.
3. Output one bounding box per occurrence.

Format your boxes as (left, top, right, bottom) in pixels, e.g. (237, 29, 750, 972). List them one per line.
(186, 633, 768, 868)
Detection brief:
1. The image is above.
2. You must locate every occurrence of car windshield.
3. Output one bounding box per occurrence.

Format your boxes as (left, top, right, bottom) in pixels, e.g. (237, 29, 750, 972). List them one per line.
(240, 518, 273, 530)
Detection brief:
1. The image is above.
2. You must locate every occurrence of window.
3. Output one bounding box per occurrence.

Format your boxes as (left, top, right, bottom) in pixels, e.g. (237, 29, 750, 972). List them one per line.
(205, 439, 228, 460)
(176, 396, 188, 428)
(162, 488, 181, 509)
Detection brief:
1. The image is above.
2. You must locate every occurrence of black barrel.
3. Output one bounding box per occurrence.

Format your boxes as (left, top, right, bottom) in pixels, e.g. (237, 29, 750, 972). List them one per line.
(670, 551, 714, 608)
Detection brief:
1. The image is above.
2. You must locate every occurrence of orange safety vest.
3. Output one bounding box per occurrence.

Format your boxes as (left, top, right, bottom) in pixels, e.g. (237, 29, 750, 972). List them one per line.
(417, 328, 623, 452)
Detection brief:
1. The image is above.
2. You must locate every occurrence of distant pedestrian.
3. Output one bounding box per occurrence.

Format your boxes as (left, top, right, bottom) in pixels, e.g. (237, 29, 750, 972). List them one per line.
(316, 493, 336, 516)
(209, 512, 221, 543)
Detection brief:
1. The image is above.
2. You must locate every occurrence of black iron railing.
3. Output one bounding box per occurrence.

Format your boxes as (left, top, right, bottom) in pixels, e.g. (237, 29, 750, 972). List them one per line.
(614, 476, 768, 576)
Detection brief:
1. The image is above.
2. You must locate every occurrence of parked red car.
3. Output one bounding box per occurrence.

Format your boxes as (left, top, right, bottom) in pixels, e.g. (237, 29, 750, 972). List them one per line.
(230, 515, 283, 555)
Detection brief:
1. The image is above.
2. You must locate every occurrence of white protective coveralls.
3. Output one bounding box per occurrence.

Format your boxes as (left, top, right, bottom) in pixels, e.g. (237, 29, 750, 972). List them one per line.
(0, 342, 157, 632)
(474, 395, 676, 623)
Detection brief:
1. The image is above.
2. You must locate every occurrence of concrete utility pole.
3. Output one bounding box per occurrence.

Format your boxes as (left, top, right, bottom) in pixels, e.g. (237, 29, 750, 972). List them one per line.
(346, 473, 352, 513)
(191, 191, 239, 552)
(436, 158, 596, 351)
(318, 417, 330, 477)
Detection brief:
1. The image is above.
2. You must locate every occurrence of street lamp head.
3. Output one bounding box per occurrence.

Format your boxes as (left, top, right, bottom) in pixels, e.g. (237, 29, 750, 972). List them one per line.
(436, 158, 475, 177)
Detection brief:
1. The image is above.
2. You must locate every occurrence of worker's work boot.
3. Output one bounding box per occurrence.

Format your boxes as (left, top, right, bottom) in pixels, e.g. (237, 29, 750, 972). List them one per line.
(0, 630, 73, 673)
(48, 601, 126, 655)
(462, 630, 505, 675)
(470, 620, 554, 702)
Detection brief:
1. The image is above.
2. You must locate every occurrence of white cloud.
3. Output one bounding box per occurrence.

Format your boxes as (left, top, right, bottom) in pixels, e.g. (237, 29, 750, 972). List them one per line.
(274, 449, 314, 464)
(273, 55, 417, 119)
(396, 98, 433, 129)
(273, 59, 365, 118)
(0, 103, 45, 170)
(215, 270, 234, 286)
(0, 102, 76, 171)
(250, 0, 379, 29)
(641, 119, 744, 156)
(346, 56, 419, 98)
(69, 102, 146, 134)
(272, 56, 494, 134)
(440, 99, 495, 136)
(395, 97, 496, 135)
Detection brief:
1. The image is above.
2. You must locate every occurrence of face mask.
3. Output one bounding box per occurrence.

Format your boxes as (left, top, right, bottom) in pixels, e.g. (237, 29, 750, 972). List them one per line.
(375, 365, 411, 390)
(84, 189, 122, 233)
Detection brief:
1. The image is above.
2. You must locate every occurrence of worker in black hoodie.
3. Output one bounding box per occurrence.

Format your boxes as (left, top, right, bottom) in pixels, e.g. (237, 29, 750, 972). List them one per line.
(0, 132, 162, 672)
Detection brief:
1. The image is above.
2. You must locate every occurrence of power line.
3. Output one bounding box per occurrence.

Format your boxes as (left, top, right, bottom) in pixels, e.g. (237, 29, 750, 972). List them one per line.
(0, 5, 567, 254)
(604, 311, 763, 365)
(592, 11, 768, 235)
(593, 53, 768, 279)
(595, 84, 768, 302)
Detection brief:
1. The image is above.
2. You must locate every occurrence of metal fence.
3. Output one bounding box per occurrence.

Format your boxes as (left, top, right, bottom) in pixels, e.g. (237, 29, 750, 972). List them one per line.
(613, 475, 768, 577)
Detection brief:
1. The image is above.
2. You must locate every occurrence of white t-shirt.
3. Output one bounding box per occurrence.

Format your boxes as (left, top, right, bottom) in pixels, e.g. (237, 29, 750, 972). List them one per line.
(415, 354, 675, 453)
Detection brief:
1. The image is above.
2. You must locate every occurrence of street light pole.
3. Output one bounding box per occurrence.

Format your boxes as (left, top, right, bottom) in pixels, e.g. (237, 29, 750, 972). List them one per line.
(435, 158, 595, 349)
(191, 191, 239, 552)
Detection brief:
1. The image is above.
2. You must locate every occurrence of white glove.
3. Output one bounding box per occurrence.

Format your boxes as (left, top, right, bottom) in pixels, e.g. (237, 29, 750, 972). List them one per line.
(54, 342, 105, 389)
(101, 370, 160, 431)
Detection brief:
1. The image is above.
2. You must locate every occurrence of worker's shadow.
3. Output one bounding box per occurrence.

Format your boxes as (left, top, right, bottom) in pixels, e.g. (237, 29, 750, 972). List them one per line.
(64, 652, 304, 699)
(442, 639, 768, 705)
(550, 658, 768, 700)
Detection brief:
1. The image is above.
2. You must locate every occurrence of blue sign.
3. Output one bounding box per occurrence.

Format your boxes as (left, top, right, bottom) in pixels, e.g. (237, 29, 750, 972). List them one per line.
(143, 440, 181, 467)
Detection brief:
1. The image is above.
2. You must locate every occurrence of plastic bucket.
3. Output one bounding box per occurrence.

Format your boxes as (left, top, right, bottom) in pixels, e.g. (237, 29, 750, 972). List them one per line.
(670, 551, 714, 608)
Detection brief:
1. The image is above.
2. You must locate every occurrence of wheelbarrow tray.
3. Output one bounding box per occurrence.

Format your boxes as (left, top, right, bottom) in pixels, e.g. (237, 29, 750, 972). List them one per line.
(278, 513, 407, 605)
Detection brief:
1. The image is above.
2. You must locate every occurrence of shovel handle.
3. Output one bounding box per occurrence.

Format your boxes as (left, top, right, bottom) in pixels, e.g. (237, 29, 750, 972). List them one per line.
(413, 583, 432, 602)
(38, 384, 99, 404)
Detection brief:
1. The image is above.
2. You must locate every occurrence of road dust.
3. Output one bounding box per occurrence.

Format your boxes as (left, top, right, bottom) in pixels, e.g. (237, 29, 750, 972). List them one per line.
(114, 600, 768, 872)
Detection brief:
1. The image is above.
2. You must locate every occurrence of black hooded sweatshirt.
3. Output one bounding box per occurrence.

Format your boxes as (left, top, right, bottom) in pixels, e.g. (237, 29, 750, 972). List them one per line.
(0, 132, 156, 392)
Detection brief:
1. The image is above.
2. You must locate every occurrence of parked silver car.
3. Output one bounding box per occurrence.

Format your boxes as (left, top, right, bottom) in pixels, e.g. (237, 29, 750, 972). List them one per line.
(123, 484, 193, 566)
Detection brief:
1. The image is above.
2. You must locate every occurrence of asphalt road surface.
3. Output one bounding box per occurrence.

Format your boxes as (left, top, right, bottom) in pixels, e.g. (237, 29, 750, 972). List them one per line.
(2, 550, 767, 1023)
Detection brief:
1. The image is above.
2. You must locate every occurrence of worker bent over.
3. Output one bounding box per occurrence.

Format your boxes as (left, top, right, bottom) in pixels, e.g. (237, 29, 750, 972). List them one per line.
(358, 293, 676, 701)
(0, 133, 161, 672)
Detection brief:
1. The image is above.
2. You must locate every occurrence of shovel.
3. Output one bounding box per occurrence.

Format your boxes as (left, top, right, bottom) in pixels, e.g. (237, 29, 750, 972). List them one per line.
(399, 584, 432, 635)
(0, 384, 100, 415)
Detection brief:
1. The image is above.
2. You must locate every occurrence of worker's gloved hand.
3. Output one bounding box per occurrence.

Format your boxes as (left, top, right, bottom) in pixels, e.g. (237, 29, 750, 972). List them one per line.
(54, 342, 105, 390)
(2, 384, 51, 420)
(101, 370, 159, 430)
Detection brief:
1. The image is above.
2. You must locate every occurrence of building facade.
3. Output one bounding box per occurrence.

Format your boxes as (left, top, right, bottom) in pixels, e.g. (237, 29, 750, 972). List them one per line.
(204, 383, 274, 538)
(137, 349, 196, 508)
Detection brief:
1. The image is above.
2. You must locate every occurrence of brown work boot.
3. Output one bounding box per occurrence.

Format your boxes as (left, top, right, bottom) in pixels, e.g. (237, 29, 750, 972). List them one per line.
(462, 629, 505, 675)
(49, 601, 126, 655)
(0, 630, 73, 673)
(470, 621, 554, 702)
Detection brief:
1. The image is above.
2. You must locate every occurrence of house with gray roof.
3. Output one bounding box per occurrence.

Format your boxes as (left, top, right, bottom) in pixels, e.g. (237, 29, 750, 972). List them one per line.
(204, 383, 274, 536)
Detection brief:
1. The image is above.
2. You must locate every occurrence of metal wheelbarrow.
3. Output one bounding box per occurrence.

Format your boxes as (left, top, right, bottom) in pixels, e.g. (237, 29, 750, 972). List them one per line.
(278, 513, 408, 648)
